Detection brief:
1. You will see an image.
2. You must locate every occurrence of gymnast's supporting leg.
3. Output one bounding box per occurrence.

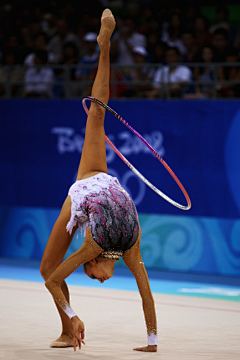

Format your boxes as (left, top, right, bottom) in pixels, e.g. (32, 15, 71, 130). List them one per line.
(40, 196, 78, 347)
(76, 9, 116, 180)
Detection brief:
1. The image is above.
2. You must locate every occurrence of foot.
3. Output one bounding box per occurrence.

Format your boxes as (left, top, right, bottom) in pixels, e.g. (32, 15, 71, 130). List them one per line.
(50, 333, 74, 348)
(97, 9, 116, 48)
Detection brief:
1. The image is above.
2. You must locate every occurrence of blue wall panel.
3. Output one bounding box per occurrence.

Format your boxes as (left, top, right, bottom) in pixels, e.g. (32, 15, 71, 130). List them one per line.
(0, 99, 240, 276)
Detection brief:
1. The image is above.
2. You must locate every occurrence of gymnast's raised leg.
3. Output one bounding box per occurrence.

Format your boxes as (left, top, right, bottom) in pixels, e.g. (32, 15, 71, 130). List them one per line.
(76, 10, 115, 181)
(40, 9, 116, 348)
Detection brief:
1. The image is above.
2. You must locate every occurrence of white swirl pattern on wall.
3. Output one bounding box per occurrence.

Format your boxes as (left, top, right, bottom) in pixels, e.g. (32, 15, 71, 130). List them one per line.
(140, 215, 203, 270)
(202, 219, 240, 273)
(0, 207, 239, 276)
(0, 207, 49, 258)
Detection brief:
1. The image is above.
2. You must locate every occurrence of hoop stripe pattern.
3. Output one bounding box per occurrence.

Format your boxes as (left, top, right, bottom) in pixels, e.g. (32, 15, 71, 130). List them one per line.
(82, 96, 191, 210)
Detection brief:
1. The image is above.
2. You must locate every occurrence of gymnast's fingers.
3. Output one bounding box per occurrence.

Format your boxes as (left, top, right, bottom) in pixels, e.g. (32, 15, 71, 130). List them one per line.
(75, 332, 84, 350)
(73, 336, 77, 352)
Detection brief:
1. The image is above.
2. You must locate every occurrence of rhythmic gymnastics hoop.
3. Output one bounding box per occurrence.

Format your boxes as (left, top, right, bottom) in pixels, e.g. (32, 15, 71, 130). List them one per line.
(82, 96, 191, 210)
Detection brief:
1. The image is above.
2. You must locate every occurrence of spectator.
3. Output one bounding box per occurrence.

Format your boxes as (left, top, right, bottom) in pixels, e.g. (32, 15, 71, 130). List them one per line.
(0, 49, 24, 97)
(161, 12, 185, 55)
(138, 5, 155, 35)
(111, 16, 147, 65)
(1, 33, 23, 64)
(233, 27, 240, 50)
(194, 16, 212, 50)
(75, 32, 99, 96)
(186, 46, 215, 99)
(209, 6, 230, 34)
(108, 67, 127, 99)
(184, 6, 201, 29)
(54, 41, 79, 98)
(24, 49, 54, 98)
(212, 28, 231, 62)
(132, 46, 153, 79)
(46, 19, 79, 62)
(88, 65, 127, 99)
(123, 46, 153, 98)
(24, 33, 56, 66)
(62, 41, 78, 64)
(20, 26, 35, 60)
(210, 6, 237, 47)
(4, 34, 20, 53)
(145, 17, 162, 61)
(75, 33, 99, 79)
(62, 2, 80, 31)
(162, 12, 183, 39)
(217, 48, 240, 98)
(181, 29, 198, 62)
(41, 13, 57, 40)
(150, 41, 167, 64)
(162, 25, 186, 55)
(148, 46, 192, 99)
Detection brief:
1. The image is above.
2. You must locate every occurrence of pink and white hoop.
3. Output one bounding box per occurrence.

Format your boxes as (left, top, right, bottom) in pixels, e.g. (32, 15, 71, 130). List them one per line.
(82, 96, 191, 210)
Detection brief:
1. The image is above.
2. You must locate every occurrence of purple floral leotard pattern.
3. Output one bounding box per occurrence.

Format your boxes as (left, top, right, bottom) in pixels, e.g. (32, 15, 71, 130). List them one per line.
(66, 173, 139, 257)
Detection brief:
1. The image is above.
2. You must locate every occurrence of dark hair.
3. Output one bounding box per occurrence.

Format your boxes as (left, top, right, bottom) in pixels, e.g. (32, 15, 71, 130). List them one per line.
(201, 45, 214, 53)
(63, 41, 78, 58)
(226, 47, 239, 58)
(165, 46, 180, 56)
(171, 12, 181, 22)
(35, 49, 48, 64)
(216, 6, 229, 18)
(195, 15, 210, 30)
(181, 28, 195, 38)
(200, 45, 214, 59)
(213, 28, 229, 40)
(194, 45, 214, 63)
(168, 25, 176, 37)
(2, 48, 19, 64)
(34, 32, 48, 44)
(155, 41, 167, 50)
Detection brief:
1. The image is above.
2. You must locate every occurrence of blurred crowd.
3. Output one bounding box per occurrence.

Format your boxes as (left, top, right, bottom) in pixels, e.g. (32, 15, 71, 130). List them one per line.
(1, 1, 240, 99)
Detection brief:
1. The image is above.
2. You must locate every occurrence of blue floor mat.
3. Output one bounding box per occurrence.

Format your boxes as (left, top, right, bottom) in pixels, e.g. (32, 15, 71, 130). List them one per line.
(0, 258, 240, 302)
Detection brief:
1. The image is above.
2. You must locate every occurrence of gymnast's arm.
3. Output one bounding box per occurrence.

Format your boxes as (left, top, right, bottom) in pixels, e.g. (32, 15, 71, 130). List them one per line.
(123, 228, 157, 352)
(45, 227, 102, 318)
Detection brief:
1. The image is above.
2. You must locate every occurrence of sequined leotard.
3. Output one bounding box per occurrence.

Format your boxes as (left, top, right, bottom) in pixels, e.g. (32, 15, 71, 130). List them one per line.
(66, 172, 140, 259)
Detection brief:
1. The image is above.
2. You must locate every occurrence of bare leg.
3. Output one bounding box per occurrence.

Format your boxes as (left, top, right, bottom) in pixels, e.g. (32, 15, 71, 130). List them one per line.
(77, 9, 116, 180)
(40, 196, 78, 347)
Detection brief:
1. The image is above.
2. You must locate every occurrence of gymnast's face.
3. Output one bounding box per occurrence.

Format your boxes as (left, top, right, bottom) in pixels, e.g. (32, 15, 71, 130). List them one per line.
(84, 257, 114, 283)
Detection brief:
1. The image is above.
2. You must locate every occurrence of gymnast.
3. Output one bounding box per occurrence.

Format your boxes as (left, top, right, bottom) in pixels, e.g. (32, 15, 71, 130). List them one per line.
(40, 9, 157, 352)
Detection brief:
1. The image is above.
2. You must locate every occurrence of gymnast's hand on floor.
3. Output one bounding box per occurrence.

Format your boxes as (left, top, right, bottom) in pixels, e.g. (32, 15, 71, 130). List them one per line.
(133, 345, 157, 352)
(71, 316, 85, 351)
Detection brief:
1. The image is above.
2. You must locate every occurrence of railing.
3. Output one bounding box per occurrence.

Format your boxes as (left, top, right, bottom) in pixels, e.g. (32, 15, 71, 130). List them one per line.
(0, 62, 240, 99)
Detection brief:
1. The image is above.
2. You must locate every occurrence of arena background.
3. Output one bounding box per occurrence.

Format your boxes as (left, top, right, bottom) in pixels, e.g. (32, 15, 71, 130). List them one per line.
(1, 99, 240, 278)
